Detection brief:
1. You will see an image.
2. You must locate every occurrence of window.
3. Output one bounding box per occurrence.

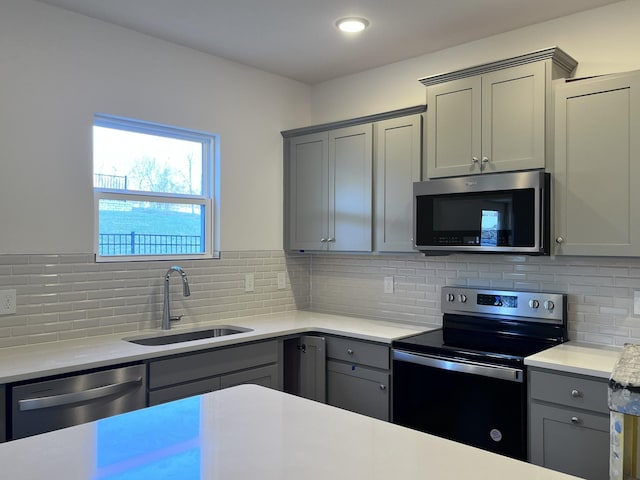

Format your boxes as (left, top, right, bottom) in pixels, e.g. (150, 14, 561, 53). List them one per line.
(93, 114, 218, 261)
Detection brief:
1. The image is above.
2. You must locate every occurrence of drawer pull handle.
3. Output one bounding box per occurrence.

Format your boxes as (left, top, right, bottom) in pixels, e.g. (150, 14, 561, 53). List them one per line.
(571, 416, 581, 424)
(379, 384, 386, 391)
(347, 348, 354, 355)
(571, 389, 582, 398)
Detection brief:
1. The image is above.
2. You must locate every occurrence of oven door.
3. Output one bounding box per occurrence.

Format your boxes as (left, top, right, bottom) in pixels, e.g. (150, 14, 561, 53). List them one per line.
(392, 350, 527, 460)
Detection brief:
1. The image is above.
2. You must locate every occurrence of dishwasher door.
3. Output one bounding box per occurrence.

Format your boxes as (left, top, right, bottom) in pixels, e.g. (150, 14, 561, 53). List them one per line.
(11, 363, 146, 440)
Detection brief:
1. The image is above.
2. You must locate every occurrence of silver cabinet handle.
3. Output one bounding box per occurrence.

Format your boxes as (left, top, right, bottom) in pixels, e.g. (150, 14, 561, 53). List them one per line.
(347, 348, 354, 355)
(327, 237, 335, 242)
(482, 156, 489, 163)
(472, 157, 479, 164)
(18, 377, 143, 411)
(571, 389, 582, 398)
(379, 384, 387, 391)
(393, 350, 523, 383)
(571, 416, 581, 424)
(320, 238, 327, 242)
(556, 237, 564, 244)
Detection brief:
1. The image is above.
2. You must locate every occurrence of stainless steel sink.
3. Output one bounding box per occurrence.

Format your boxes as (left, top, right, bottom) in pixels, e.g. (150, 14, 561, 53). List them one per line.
(125, 326, 252, 346)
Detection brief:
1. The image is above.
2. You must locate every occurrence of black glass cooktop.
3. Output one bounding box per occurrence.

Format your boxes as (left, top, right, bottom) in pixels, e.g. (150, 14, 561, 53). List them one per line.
(392, 314, 567, 367)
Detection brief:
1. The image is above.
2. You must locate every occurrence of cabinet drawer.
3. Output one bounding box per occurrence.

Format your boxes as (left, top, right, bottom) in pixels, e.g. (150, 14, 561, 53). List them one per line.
(327, 360, 389, 421)
(529, 369, 608, 413)
(149, 377, 221, 406)
(325, 336, 389, 369)
(149, 341, 278, 389)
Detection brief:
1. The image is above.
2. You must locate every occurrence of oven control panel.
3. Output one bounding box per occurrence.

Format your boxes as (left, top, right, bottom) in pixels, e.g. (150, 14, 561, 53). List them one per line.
(441, 287, 566, 323)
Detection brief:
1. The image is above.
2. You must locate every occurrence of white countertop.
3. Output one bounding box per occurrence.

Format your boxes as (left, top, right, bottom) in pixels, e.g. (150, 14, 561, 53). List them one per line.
(524, 341, 622, 379)
(0, 311, 432, 383)
(0, 384, 582, 479)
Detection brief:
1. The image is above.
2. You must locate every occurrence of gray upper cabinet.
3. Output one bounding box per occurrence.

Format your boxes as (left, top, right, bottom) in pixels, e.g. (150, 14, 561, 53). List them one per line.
(422, 47, 577, 178)
(283, 106, 425, 254)
(288, 132, 329, 251)
(288, 124, 372, 252)
(374, 114, 422, 252)
(554, 70, 640, 256)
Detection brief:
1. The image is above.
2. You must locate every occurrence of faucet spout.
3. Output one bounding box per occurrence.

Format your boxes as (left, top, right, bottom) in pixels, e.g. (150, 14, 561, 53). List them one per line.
(162, 266, 191, 330)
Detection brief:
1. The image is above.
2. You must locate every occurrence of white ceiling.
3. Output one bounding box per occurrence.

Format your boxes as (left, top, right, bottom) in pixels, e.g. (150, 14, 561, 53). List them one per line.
(36, 0, 623, 85)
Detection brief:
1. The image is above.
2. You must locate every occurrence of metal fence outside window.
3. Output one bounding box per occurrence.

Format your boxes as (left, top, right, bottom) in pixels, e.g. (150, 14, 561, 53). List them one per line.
(99, 232, 202, 255)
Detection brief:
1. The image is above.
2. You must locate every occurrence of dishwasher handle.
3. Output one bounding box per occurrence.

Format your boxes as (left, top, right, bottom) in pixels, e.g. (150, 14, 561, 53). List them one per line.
(18, 377, 143, 412)
(392, 350, 523, 383)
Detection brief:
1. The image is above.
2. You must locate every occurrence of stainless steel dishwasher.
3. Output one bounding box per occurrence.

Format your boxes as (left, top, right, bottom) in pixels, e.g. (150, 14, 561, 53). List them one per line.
(10, 363, 146, 439)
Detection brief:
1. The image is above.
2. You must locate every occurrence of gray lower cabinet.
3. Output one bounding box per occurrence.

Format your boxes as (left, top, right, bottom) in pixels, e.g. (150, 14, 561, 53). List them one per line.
(325, 336, 390, 421)
(147, 340, 281, 406)
(283, 335, 327, 403)
(528, 368, 609, 480)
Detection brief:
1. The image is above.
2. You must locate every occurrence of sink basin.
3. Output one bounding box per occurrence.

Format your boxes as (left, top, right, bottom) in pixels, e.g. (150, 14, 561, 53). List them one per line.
(125, 326, 252, 346)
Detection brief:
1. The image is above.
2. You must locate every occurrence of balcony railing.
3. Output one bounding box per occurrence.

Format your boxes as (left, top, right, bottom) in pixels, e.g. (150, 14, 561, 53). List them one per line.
(94, 173, 127, 190)
(99, 232, 202, 255)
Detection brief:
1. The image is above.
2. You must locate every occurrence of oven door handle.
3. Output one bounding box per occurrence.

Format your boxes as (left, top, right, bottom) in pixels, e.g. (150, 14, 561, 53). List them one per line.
(392, 350, 523, 383)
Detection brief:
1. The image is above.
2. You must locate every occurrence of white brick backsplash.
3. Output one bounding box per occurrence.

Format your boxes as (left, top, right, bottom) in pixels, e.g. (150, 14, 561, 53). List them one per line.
(0, 251, 310, 347)
(2, 250, 640, 349)
(309, 253, 640, 346)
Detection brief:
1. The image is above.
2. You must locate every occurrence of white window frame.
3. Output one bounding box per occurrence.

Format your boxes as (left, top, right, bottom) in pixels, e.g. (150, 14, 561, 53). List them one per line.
(93, 114, 220, 262)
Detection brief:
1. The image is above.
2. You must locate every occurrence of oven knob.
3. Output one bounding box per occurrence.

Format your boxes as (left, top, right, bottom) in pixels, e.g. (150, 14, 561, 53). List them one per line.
(529, 299, 540, 309)
(447, 293, 455, 302)
(544, 300, 555, 312)
(458, 294, 467, 303)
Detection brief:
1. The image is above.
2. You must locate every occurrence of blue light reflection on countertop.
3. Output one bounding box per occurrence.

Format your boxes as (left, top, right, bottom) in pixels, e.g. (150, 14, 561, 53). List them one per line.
(95, 396, 203, 479)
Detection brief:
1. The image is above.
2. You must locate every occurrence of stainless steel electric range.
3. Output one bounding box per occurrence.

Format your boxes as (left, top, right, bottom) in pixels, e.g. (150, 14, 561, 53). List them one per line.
(391, 286, 567, 460)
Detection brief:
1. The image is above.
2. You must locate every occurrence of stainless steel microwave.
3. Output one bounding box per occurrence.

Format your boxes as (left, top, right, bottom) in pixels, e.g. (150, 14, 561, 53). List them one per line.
(413, 170, 550, 255)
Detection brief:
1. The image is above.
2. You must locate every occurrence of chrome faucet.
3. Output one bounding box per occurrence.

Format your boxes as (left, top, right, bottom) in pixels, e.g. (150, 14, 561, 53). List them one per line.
(162, 266, 191, 330)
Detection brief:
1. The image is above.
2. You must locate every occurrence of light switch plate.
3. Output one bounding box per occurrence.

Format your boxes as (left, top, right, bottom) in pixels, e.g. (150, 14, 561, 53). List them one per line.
(634, 290, 640, 316)
(0, 289, 16, 315)
(384, 276, 394, 294)
(277, 272, 286, 290)
(245, 274, 255, 293)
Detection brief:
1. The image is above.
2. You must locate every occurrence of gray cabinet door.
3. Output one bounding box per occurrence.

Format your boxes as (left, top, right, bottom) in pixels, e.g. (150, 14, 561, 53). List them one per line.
(326, 360, 389, 421)
(529, 402, 609, 480)
(426, 62, 545, 178)
(329, 124, 373, 252)
(288, 132, 329, 251)
(287, 125, 372, 252)
(554, 70, 640, 256)
(374, 114, 422, 252)
(426, 76, 481, 178)
(481, 62, 545, 173)
(283, 335, 327, 403)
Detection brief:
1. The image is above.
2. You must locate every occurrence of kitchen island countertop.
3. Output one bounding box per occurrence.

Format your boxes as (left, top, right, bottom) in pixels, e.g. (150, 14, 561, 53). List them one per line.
(0, 384, 582, 479)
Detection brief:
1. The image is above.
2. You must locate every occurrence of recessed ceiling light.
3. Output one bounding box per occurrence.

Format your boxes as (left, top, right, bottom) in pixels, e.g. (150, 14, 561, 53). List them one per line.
(336, 17, 369, 33)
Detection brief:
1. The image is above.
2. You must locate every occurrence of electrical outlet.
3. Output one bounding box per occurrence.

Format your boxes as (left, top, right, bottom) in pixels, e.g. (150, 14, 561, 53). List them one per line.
(384, 276, 394, 294)
(0, 289, 17, 315)
(245, 273, 255, 293)
(634, 290, 640, 316)
(277, 272, 286, 290)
